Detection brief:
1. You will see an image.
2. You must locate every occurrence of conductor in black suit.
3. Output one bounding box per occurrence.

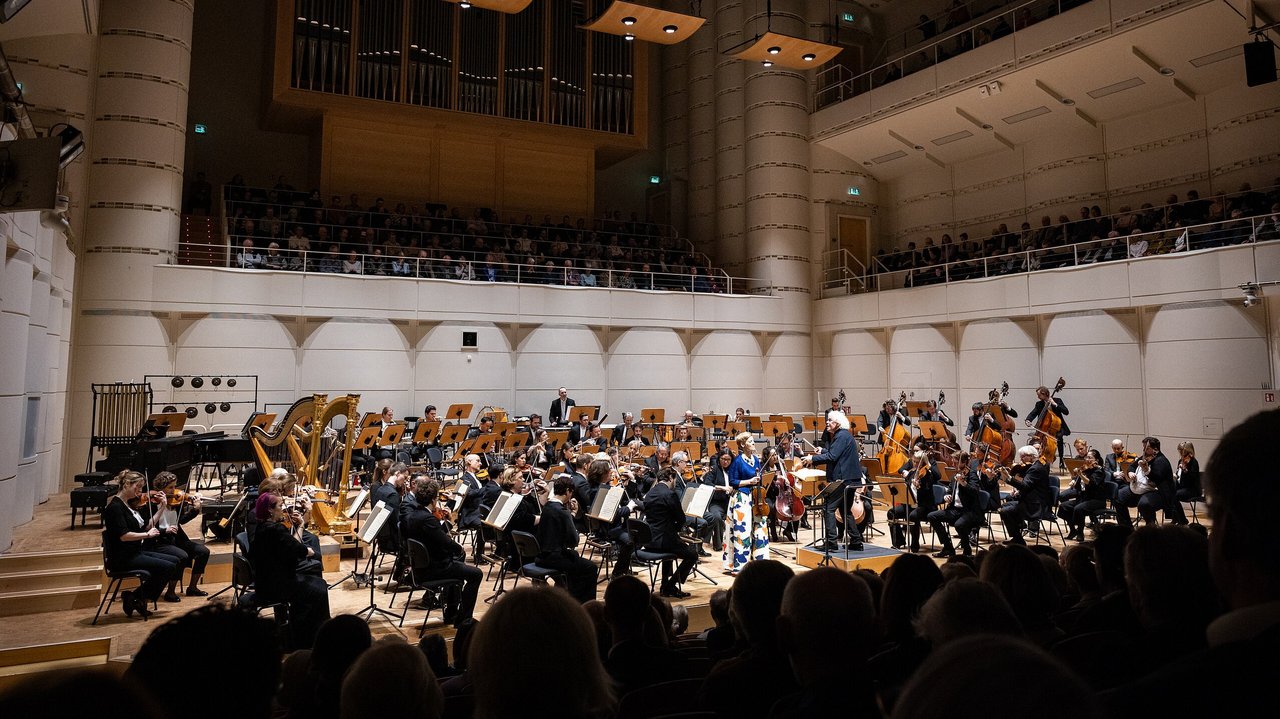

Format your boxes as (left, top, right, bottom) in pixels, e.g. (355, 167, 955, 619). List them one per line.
(998, 445, 1053, 544)
(643, 468, 699, 598)
(534, 475, 597, 603)
(548, 387, 576, 426)
(803, 411, 867, 551)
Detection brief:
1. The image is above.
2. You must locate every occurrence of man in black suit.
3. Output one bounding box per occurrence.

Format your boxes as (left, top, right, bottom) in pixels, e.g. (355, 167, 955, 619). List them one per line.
(642, 468, 699, 598)
(1117, 436, 1177, 527)
(610, 412, 640, 447)
(534, 476, 597, 602)
(465, 415, 493, 440)
(369, 463, 405, 554)
(998, 446, 1052, 544)
(453, 453, 485, 562)
(548, 387, 575, 426)
(1142, 436, 1184, 523)
(803, 411, 867, 551)
(400, 478, 481, 627)
(567, 413, 593, 445)
(927, 453, 984, 557)
(1026, 384, 1070, 467)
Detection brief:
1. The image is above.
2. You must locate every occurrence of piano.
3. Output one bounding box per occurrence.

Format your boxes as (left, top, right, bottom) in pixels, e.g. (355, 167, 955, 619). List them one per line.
(96, 430, 226, 481)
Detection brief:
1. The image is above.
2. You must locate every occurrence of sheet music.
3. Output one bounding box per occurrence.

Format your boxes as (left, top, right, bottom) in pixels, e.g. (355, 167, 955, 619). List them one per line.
(345, 488, 369, 519)
(682, 484, 713, 518)
(451, 478, 469, 513)
(483, 491, 522, 531)
(360, 500, 391, 545)
(587, 485, 625, 522)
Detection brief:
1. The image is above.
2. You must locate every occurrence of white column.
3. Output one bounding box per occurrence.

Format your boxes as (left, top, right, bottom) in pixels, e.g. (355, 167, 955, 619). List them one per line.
(661, 0, 689, 239)
(713, 0, 746, 277)
(685, 7, 717, 261)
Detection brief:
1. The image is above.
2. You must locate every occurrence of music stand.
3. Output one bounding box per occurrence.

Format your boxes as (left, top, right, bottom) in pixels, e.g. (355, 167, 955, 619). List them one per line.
(637, 445, 657, 458)
(482, 492, 523, 602)
(803, 415, 825, 443)
(413, 421, 440, 444)
(671, 441, 702, 461)
(147, 412, 188, 433)
(443, 404, 473, 423)
(762, 421, 789, 441)
(381, 424, 405, 446)
(688, 426, 706, 441)
(328, 488, 373, 589)
(359, 412, 382, 429)
(702, 415, 727, 435)
(354, 427, 382, 451)
(747, 416, 763, 433)
(906, 401, 928, 418)
(809, 479, 846, 566)
(768, 414, 794, 426)
(439, 424, 469, 446)
(353, 501, 399, 625)
(503, 434, 530, 451)
(574, 406, 601, 422)
(473, 435, 497, 455)
(641, 408, 666, 425)
(849, 414, 869, 435)
(494, 422, 517, 440)
(918, 421, 948, 443)
(725, 421, 747, 437)
(1064, 457, 1088, 475)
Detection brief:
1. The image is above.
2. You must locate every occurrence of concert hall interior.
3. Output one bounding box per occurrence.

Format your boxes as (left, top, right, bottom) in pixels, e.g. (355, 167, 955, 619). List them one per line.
(0, 0, 1278, 716)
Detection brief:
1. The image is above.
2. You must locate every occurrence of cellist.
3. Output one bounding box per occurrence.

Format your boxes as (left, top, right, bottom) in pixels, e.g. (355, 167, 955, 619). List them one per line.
(1026, 384, 1070, 470)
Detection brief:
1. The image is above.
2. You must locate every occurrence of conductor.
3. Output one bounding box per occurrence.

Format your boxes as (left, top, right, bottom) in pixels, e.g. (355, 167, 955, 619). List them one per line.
(803, 411, 867, 551)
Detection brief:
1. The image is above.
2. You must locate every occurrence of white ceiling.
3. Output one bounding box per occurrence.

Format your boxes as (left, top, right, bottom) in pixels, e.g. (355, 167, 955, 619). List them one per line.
(812, 0, 1280, 179)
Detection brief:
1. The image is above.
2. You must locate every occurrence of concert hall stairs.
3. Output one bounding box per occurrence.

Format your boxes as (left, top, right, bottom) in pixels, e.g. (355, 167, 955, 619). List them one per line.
(0, 548, 105, 618)
(178, 214, 223, 267)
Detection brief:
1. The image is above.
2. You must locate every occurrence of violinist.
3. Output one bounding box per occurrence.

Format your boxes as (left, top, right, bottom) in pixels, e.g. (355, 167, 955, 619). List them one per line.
(645, 443, 671, 482)
(533, 475, 597, 603)
(1059, 438, 1091, 504)
(1174, 441, 1200, 519)
(369, 461, 405, 553)
(724, 432, 764, 576)
(701, 450, 734, 552)
(585, 458, 635, 578)
(887, 450, 939, 552)
(1026, 385, 1070, 470)
(568, 454, 594, 528)
(997, 445, 1052, 545)
(1059, 449, 1108, 541)
(456, 453, 486, 534)
(926, 452, 983, 557)
(671, 451, 710, 556)
(146, 470, 211, 599)
(401, 477, 481, 627)
(567, 413, 593, 446)
(803, 411, 867, 552)
(1116, 436, 1177, 528)
(250, 492, 330, 649)
(610, 412, 642, 447)
(642, 468, 699, 598)
(101, 470, 180, 617)
(1105, 438, 1132, 482)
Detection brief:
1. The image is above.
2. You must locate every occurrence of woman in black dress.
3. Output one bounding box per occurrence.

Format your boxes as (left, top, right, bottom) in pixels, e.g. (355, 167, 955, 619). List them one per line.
(250, 492, 331, 650)
(101, 471, 181, 617)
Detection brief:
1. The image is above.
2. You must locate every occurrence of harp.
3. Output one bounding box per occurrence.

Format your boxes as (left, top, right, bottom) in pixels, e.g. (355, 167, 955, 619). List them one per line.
(248, 395, 316, 480)
(305, 393, 361, 537)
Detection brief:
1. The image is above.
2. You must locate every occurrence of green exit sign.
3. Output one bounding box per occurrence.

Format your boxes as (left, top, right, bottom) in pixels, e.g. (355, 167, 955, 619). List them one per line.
(194, 124, 207, 134)
(847, 187, 861, 196)
(841, 12, 855, 23)
(649, 175, 661, 184)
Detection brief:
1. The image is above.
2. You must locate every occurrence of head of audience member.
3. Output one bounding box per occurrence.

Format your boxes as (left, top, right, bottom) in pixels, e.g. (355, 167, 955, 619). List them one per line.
(939, 560, 977, 582)
(890, 636, 1099, 719)
(853, 568, 886, 609)
(1060, 543, 1101, 601)
(1204, 409, 1280, 610)
(470, 587, 614, 719)
(604, 575, 654, 642)
(128, 605, 282, 719)
(708, 588, 732, 629)
(312, 614, 373, 684)
(915, 577, 1022, 647)
(0, 669, 162, 719)
(649, 593, 676, 646)
(729, 559, 794, 652)
(981, 543, 1061, 635)
(777, 568, 877, 686)
(671, 604, 690, 637)
(880, 553, 944, 643)
(1092, 524, 1133, 594)
(417, 634, 452, 679)
(582, 599, 613, 659)
(1125, 524, 1219, 634)
(339, 638, 442, 719)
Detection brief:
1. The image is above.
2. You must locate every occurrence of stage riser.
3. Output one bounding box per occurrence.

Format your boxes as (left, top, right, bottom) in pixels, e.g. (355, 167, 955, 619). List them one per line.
(795, 546, 906, 573)
(0, 549, 102, 573)
(0, 587, 103, 618)
(0, 568, 104, 594)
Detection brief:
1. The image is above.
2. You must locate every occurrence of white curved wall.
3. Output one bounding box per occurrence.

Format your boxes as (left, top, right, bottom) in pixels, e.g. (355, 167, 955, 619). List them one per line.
(415, 322, 514, 416)
(690, 330, 762, 414)
(515, 325, 606, 416)
(299, 319, 413, 417)
(607, 328, 689, 417)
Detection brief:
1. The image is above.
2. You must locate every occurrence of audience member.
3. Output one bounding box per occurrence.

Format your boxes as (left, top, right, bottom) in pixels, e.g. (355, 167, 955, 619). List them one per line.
(339, 638, 442, 719)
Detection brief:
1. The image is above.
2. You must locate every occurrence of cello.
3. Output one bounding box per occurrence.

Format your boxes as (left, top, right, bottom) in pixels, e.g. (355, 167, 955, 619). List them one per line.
(1030, 377, 1066, 465)
(878, 392, 911, 474)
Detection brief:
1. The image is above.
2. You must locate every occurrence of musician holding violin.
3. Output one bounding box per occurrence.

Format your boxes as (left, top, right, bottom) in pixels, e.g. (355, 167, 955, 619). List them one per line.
(642, 468, 699, 598)
(997, 445, 1053, 545)
(401, 477, 481, 627)
(724, 431, 765, 575)
(251, 491, 330, 649)
(888, 450, 940, 552)
(926, 452, 984, 557)
(144, 470, 211, 599)
(101, 470, 181, 618)
(671, 451, 711, 556)
(1058, 448, 1108, 541)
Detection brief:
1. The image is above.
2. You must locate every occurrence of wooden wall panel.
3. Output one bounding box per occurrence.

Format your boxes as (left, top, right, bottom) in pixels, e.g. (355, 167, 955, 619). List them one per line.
(319, 114, 594, 218)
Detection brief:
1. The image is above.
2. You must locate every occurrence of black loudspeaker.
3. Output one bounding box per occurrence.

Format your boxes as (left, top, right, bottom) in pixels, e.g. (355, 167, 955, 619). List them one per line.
(1244, 40, 1277, 87)
(462, 331, 478, 348)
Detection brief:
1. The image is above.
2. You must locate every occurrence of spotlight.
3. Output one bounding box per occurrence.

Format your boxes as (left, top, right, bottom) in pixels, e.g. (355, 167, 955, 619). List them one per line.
(767, 46, 781, 55)
(1240, 282, 1261, 307)
(1061, 98, 1076, 106)
(459, 1, 470, 7)
(762, 60, 773, 67)
(621, 16, 636, 26)
(663, 24, 678, 34)
(802, 53, 816, 62)
(56, 124, 84, 169)
(624, 33, 635, 41)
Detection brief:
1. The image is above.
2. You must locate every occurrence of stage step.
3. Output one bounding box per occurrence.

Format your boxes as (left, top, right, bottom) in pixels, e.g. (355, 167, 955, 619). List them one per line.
(0, 567, 105, 594)
(0, 585, 104, 618)
(0, 548, 102, 573)
(0, 638, 115, 691)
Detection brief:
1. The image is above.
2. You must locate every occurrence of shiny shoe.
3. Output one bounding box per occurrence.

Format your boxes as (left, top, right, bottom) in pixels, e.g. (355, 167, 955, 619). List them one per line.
(660, 586, 691, 599)
(162, 592, 182, 603)
(121, 590, 136, 618)
(133, 596, 152, 618)
(933, 549, 955, 558)
(185, 587, 209, 597)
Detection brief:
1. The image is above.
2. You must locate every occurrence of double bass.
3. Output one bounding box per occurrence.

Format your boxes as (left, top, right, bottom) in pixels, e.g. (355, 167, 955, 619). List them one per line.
(979, 382, 1016, 468)
(1031, 377, 1066, 465)
(878, 392, 910, 474)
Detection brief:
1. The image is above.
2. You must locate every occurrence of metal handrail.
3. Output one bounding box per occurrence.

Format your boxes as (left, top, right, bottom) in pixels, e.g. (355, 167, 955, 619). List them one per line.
(179, 241, 769, 296)
(869, 0, 1028, 68)
(850, 213, 1278, 293)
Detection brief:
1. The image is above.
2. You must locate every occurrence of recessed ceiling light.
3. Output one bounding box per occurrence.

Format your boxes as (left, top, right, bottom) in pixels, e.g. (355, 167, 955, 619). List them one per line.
(762, 60, 773, 67)
(663, 24, 678, 34)
(767, 46, 781, 55)
(459, 0, 470, 7)
(624, 33, 635, 41)
(981, 123, 993, 130)
(802, 53, 816, 62)
(1158, 67, 1175, 76)
(1061, 98, 1075, 106)
(622, 16, 636, 26)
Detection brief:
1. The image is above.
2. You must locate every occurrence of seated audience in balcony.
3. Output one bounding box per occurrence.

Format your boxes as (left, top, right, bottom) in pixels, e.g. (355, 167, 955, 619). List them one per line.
(237, 239, 263, 269)
(342, 250, 361, 275)
(318, 245, 342, 273)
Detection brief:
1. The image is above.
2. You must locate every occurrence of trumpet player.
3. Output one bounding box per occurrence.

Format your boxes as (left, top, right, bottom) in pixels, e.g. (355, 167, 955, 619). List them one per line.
(1058, 449, 1107, 541)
